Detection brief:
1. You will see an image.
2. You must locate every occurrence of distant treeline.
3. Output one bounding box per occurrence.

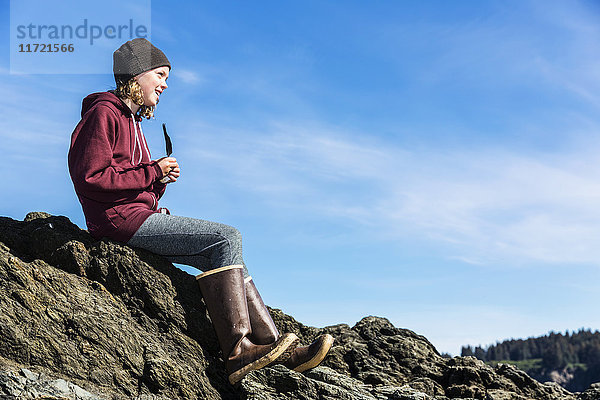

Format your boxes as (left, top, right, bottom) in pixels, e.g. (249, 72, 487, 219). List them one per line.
(461, 329, 600, 392)
(461, 329, 600, 368)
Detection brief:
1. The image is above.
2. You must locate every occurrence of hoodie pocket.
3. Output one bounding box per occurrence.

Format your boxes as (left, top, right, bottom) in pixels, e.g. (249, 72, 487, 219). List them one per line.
(106, 206, 126, 229)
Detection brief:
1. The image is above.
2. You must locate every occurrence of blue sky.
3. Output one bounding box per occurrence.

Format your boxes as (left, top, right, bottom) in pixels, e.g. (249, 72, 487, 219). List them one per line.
(2, 0, 600, 355)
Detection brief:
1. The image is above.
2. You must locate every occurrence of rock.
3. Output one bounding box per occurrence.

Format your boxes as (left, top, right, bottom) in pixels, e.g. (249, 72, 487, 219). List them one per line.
(0, 212, 592, 399)
(0, 367, 103, 399)
(282, 315, 575, 400)
(580, 385, 600, 400)
(23, 211, 52, 222)
(0, 213, 231, 399)
(240, 365, 435, 400)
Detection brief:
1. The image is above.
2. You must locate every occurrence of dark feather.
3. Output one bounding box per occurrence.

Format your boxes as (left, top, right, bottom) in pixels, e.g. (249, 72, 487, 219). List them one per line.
(162, 123, 173, 156)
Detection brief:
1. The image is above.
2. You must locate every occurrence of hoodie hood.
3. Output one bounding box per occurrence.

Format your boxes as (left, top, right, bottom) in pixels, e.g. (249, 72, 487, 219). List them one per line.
(81, 91, 140, 121)
(80, 91, 150, 165)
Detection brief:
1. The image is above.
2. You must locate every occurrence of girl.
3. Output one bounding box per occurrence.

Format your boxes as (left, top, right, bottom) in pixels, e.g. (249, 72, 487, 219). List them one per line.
(68, 38, 333, 385)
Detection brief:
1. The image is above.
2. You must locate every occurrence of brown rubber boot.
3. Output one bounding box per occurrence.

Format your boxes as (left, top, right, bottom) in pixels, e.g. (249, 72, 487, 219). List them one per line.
(197, 266, 298, 385)
(282, 334, 334, 372)
(245, 276, 334, 372)
(245, 276, 280, 345)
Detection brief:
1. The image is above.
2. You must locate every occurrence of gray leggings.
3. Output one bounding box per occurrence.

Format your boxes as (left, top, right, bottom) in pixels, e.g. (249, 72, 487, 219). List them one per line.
(127, 213, 249, 278)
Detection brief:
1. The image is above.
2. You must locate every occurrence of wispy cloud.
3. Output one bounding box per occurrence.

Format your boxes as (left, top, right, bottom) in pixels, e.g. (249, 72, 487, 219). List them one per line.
(174, 69, 205, 85)
(163, 0, 600, 269)
(181, 119, 600, 267)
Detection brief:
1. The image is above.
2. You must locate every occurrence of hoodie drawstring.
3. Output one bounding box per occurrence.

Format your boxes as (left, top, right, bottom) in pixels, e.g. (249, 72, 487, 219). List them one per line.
(131, 114, 158, 210)
(131, 114, 151, 165)
(138, 120, 152, 159)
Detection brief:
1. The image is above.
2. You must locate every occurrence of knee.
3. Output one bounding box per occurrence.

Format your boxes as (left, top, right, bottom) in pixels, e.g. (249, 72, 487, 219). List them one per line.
(215, 224, 243, 267)
(220, 224, 242, 246)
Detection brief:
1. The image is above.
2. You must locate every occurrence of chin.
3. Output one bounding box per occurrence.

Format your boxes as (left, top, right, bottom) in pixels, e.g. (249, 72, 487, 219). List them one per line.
(142, 95, 159, 107)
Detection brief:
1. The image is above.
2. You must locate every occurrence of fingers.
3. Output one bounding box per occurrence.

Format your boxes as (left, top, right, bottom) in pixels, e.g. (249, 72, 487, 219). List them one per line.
(167, 164, 180, 176)
(165, 172, 179, 183)
(165, 158, 179, 170)
(157, 157, 177, 164)
(163, 160, 180, 183)
(157, 157, 180, 176)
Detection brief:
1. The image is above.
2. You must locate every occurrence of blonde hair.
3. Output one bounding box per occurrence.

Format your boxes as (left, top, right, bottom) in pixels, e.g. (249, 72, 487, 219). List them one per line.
(115, 78, 156, 120)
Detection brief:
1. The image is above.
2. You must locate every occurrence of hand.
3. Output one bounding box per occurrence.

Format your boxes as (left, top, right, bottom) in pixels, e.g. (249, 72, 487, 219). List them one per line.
(157, 157, 180, 183)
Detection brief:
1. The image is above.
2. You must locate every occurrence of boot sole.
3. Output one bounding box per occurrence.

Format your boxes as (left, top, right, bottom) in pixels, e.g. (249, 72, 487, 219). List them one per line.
(293, 334, 334, 373)
(228, 332, 299, 385)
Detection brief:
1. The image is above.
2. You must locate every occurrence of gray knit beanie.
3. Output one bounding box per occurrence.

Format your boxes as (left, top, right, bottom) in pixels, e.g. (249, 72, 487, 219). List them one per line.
(113, 38, 171, 85)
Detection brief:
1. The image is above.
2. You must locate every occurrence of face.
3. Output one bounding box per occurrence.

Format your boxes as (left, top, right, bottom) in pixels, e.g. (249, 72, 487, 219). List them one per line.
(135, 66, 169, 107)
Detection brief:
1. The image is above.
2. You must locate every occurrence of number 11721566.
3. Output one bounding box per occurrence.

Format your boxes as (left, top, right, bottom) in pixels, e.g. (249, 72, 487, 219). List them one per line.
(18, 43, 74, 52)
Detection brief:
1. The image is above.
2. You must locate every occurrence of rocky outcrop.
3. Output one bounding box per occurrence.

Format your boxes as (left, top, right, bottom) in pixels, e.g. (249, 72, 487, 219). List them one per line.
(270, 313, 577, 400)
(0, 212, 228, 399)
(0, 212, 595, 399)
(0, 366, 103, 400)
(580, 384, 600, 400)
(241, 365, 435, 399)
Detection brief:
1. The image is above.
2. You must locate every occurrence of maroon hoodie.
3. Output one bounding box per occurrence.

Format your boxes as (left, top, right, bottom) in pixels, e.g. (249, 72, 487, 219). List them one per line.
(68, 91, 167, 243)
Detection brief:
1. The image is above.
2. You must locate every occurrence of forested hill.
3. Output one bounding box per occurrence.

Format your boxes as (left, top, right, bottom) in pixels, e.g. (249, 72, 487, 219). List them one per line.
(462, 329, 600, 392)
